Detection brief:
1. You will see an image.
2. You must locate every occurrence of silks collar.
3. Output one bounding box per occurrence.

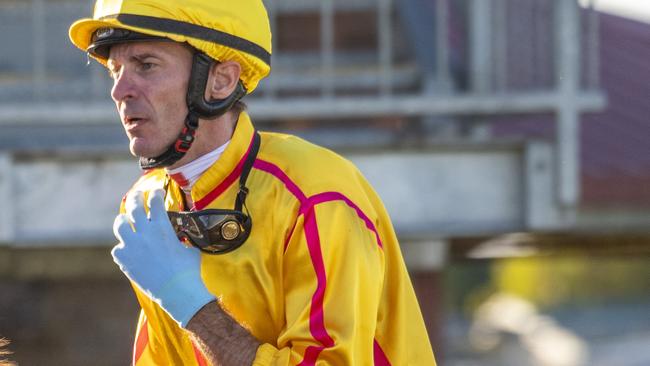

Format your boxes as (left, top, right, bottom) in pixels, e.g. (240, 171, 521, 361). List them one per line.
(187, 112, 258, 211)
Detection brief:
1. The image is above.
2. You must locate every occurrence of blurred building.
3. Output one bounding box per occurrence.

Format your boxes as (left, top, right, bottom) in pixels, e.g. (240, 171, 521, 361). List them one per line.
(0, 0, 648, 365)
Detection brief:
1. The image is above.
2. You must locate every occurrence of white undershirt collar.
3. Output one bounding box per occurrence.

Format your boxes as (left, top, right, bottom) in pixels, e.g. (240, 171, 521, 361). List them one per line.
(166, 141, 230, 194)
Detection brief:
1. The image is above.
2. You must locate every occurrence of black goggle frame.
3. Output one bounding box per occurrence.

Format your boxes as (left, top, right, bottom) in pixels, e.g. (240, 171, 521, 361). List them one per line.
(168, 209, 251, 254)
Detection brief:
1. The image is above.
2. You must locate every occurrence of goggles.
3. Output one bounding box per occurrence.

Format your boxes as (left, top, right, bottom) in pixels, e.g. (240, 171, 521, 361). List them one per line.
(88, 27, 168, 58)
(166, 131, 260, 254)
(168, 209, 251, 254)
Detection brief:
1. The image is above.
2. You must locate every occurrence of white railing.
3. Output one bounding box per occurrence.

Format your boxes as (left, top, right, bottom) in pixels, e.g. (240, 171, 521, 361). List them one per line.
(0, 140, 563, 245)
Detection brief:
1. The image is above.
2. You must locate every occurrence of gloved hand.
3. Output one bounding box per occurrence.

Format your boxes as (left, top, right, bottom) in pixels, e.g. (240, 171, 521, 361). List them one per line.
(112, 189, 214, 327)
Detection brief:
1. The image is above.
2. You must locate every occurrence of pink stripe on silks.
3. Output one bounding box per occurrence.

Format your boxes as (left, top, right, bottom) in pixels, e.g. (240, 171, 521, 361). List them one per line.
(303, 192, 383, 249)
(169, 172, 190, 188)
(298, 345, 325, 366)
(250, 160, 388, 363)
(373, 339, 392, 366)
(252, 162, 381, 246)
(297, 205, 335, 366)
(252, 159, 308, 252)
(192, 343, 209, 366)
(251, 160, 383, 250)
(192, 134, 256, 210)
(132, 319, 149, 365)
(253, 159, 307, 203)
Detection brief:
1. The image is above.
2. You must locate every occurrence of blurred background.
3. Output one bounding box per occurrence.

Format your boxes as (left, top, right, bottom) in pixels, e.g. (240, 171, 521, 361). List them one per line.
(0, 0, 649, 365)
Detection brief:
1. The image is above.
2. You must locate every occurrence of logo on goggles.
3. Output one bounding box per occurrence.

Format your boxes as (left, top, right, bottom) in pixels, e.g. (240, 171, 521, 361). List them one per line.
(95, 27, 115, 40)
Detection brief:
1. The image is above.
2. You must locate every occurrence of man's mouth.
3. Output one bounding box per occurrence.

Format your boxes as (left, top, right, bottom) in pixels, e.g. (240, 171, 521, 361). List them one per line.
(123, 114, 150, 127)
(123, 115, 149, 136)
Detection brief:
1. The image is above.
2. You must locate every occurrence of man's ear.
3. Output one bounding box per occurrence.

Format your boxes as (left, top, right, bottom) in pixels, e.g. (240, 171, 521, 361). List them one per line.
(205, 61, 242, 101)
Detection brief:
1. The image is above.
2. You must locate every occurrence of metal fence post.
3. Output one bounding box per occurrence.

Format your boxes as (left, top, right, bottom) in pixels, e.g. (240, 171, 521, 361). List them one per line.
(265, 0, 278, 99)
(321, 0, 335, 98)
(32, 0, 46, 100)
(586, 0, 601, 90)
(378, 0, 394, 97)
(435, 0, 453, 91)
(470, 0, 493, 93)
(493, 0, 508, 91)
(555, 0, 581, 212)
(0, 153, 14, 244)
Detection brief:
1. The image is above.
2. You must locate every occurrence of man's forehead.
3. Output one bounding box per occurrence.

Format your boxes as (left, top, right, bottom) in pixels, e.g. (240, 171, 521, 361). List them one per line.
(107, 41, 190, 62)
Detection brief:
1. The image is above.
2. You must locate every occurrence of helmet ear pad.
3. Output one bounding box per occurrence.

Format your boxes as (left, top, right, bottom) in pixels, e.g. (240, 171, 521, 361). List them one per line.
(187, 52, 247, 119)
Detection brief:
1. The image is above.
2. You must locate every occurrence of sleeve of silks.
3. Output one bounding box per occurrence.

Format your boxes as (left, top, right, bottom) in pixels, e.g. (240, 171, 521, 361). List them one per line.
(253, 200, 386, 365)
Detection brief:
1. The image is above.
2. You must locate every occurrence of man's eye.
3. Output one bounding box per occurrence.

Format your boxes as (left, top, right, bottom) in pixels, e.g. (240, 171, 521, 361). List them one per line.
(139, 62, 155, 71)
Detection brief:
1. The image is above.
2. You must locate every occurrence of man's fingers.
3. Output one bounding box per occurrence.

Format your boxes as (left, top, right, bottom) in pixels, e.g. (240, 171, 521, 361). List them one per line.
(148, 189, 168, 223)
(113, 213, 135, 243)
(125, 190, 148, 228)
(111, 242, 125, 267)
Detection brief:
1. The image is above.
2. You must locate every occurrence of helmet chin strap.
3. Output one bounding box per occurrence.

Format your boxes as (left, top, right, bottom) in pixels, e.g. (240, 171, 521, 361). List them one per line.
(139, 52, 247, 170)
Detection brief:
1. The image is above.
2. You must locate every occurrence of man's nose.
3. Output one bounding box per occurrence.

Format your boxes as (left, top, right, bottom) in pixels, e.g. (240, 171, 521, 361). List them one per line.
(111, 70, 137, 102)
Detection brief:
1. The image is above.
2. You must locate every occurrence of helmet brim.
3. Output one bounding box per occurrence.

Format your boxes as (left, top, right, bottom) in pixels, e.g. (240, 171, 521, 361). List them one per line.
(69, 18, 117, 59)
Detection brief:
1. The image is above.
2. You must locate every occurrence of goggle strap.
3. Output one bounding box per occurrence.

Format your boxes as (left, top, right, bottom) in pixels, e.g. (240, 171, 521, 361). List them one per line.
(235, 131, 261, 212)
(139, 113, 200, 169)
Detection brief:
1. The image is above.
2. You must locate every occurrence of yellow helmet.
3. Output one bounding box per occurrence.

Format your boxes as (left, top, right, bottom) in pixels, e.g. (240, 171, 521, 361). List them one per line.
(69, 0, 272, 94)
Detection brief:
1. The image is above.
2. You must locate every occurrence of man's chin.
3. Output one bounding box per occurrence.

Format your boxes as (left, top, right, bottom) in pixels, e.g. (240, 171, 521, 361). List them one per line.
(130, 145, 167, 160)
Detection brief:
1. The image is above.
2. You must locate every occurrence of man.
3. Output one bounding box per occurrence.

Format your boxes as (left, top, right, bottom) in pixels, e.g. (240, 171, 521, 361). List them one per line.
(69, 1, 436, 365)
